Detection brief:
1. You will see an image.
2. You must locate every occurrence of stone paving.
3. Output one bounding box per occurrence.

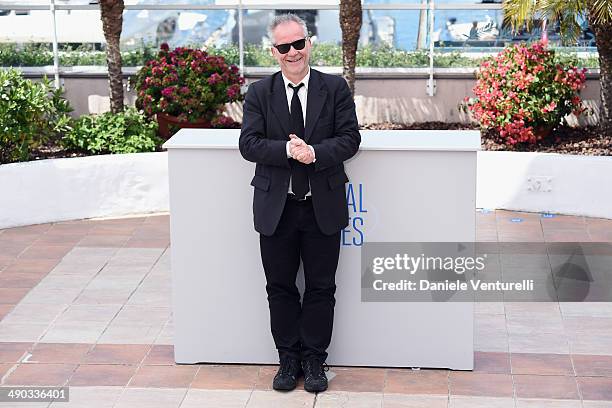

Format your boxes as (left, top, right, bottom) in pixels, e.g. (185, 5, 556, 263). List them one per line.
(0, 211, 611, 407)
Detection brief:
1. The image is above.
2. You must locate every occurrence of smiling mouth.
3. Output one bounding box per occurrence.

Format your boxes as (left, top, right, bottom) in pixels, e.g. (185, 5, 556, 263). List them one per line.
(286, 57, 303, 64)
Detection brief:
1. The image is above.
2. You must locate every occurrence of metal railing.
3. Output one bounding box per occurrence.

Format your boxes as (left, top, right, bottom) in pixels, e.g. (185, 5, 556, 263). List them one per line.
(0, 1, 595, 96)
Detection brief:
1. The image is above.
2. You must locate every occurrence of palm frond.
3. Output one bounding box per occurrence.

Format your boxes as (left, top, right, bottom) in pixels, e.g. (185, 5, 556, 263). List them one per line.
(559, 14, 583, 43)
(539, 0, 587, 22)
(589, 0, 612, 24)
(502, 0, 602, 41)
(502, 0, 535, 30)
(503, 0, 538, 31)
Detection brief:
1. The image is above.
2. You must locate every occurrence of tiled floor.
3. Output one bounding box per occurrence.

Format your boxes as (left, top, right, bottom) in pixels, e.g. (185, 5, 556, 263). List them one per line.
(0, 210, 611, 407)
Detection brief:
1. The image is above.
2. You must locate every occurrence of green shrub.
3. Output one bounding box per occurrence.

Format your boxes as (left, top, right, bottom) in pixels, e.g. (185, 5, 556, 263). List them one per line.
(0, 68, 72, 164)
(434, 52, 487, 67)
(62, 107, 161, 154)
(206, 44, 242, 66)
(0, 43, 158, 67)
(0, 42, 600, 69)
(243, 44, 276, 66)
(0, 43, 53, 66)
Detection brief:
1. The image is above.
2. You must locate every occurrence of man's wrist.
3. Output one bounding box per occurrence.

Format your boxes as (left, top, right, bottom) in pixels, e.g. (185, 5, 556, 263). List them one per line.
(308, 145, 316, 162)
(286, 141, 293, 158)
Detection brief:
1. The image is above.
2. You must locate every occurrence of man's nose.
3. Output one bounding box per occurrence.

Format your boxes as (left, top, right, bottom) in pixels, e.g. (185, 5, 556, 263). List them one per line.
(287, 46, 300, 56)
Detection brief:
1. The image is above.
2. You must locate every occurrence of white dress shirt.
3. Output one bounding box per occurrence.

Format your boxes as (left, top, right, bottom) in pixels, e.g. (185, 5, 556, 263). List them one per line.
(282, 68, 316, 196)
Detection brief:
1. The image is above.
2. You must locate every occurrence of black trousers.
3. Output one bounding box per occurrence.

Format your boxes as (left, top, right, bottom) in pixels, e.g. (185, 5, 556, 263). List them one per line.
(259, 197, 341, 361)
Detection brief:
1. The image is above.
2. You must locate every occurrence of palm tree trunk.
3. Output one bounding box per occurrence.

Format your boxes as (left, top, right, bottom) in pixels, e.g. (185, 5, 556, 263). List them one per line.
(99, 0, 125, 113)
(339, 0, 362, 96)
(416, 0, 428, 50)
(588, 13, 612, 133)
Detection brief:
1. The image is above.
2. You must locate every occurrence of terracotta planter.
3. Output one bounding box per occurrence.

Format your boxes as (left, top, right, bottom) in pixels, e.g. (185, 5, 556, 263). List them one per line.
(156, 113, 211, 139)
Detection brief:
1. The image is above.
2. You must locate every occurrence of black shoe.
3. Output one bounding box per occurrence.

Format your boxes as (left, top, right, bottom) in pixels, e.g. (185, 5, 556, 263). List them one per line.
(272, 356, 302, 391)
(302, 357, 329, 393)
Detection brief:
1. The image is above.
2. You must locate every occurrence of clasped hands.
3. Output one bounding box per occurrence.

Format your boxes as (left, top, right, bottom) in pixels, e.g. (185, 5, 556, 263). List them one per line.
(288, 134, 315, 164)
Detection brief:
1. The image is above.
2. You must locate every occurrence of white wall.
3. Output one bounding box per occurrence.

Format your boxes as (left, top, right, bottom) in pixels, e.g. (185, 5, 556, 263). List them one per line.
(1, 150, 611, 230)
(0, 152, 169, 229)
(477, 151, 612, 219)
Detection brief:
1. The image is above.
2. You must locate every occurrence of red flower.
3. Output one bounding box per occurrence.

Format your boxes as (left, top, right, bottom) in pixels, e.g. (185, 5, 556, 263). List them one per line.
(463, 40, 587, 145)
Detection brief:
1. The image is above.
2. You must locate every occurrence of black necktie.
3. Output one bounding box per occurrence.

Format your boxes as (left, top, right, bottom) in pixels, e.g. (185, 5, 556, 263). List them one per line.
(288, 83, 309, 199)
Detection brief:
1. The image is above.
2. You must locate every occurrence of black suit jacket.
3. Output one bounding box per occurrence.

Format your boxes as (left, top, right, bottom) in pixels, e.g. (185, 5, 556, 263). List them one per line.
(239, 68, 361, 236)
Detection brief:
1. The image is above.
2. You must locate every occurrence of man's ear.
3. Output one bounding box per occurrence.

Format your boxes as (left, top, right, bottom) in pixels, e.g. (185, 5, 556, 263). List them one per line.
(270, 47, 275, 57)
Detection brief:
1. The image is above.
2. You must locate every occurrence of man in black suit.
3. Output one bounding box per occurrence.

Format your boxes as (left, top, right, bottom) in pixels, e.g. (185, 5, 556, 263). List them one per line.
(239, 14, 361, 393)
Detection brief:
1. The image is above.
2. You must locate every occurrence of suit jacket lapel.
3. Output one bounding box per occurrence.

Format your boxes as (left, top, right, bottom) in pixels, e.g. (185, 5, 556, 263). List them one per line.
(304, 69, 327, 143)
(269, 72, 290, 137)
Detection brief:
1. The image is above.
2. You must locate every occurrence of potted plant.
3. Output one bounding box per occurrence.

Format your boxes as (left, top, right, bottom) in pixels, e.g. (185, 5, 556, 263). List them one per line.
(461, 40, 588, 146)
(134, 43, 244, 138)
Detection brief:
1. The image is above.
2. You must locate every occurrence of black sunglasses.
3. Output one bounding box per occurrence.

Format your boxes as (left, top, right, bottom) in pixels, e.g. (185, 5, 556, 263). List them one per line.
(273, 38, 308, 54)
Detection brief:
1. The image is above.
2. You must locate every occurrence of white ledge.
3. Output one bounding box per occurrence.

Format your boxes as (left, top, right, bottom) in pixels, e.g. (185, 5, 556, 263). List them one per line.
(162, 129, 482, 152)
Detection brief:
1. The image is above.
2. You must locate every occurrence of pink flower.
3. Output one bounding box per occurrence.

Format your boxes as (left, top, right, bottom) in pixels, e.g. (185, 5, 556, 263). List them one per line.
(161, 87, 175, 98)
(226, 85, 240, 99)
(136, 44, 245, 125)
(212, 115, 236, 128)
(207, 72, 222, 85)
(542, 101, 557, 113)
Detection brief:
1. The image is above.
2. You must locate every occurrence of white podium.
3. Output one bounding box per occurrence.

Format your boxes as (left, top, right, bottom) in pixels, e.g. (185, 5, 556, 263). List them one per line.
(163, 129, 479, 370)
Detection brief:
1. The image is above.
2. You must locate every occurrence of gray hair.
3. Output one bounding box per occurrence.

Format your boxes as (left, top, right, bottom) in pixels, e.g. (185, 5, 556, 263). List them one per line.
(267, 13, 308, 45)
